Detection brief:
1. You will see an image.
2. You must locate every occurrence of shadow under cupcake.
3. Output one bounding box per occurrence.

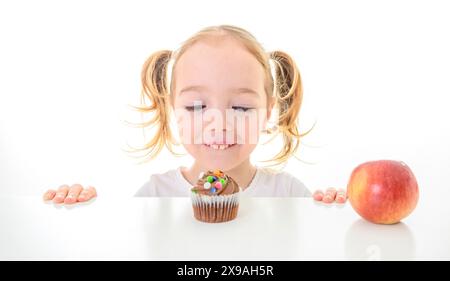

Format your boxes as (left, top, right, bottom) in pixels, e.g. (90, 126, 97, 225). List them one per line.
(190, 169, 240, 223)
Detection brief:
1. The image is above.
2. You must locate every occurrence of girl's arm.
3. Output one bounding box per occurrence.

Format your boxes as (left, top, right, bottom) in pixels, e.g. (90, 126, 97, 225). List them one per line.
(313, 188, 347, 204)
(43, 184, 97, 204)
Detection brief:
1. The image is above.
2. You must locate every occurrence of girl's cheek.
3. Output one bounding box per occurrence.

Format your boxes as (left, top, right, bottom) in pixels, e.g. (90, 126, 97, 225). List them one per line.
(174, 108, 204, 145)
(240, 113, 263, 145)
(175, 111, 195, 145)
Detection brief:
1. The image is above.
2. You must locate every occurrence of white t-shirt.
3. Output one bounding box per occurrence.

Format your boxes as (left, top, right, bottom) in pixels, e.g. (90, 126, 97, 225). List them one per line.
(134, 166, 312, 197)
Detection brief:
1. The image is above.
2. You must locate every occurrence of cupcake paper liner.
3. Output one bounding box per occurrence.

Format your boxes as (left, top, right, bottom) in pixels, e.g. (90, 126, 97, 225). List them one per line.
(190, 192, 240, 223)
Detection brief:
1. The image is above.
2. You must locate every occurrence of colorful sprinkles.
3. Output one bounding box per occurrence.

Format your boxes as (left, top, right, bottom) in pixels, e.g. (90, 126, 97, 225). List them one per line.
(197, 170, 228, 194)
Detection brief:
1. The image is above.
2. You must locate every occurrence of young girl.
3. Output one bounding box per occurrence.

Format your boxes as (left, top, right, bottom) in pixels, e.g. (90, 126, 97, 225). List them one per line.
(43, 25, 347, 204)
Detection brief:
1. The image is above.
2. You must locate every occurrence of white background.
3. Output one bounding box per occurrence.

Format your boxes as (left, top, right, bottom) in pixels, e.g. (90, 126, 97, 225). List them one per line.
(1, 0, 449, 204)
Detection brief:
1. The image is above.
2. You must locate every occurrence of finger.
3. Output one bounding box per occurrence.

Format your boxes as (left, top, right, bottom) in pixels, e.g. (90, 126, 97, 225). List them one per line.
(77, 189, 90, 202)
(89, 186, 97, 198)
(64, 184, 83, 204)
(53, 185, 69, 203)
(322, 187, 337, 203)
(85, 186, 97, 200)
(335, 188, 347, 203)
(78, 186, 97, 202)
(43, 189, 56, 201)
(313, 190, 324, 201)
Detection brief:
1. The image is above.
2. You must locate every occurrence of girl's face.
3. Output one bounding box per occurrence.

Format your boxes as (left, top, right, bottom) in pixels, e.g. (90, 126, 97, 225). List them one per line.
(172, 38, 272, 171)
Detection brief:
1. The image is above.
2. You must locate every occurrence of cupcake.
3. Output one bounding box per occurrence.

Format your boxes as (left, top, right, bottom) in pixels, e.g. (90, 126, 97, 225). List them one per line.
(190, 169, 240, 223)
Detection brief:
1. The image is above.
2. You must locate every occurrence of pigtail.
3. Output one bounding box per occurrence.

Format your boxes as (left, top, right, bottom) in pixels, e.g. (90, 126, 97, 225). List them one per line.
(124, 50, 181, 162)
(265, 50, 313, 165)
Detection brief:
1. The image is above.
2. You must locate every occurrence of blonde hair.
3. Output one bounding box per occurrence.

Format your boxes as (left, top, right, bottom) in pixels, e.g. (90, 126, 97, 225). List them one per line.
(125, 25, 313, 166)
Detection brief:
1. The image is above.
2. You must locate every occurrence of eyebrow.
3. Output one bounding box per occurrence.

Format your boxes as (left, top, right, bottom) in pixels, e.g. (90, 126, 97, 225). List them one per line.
(178, 85, 259, 96)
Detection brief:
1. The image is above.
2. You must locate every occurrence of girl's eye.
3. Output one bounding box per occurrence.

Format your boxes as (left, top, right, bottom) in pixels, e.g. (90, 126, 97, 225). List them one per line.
(185, 105, 206, 111)
(232, 106, 253, 112)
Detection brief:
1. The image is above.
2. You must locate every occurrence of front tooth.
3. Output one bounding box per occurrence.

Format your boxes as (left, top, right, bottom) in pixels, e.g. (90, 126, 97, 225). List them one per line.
(209, 144, 232, 150)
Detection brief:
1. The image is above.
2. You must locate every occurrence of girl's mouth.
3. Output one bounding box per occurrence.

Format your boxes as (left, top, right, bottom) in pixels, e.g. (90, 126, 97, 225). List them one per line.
(203, 143, 237, 150)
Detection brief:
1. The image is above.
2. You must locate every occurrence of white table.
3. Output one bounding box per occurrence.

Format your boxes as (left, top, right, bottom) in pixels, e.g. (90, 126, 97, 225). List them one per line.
(0, 196, 449, 260)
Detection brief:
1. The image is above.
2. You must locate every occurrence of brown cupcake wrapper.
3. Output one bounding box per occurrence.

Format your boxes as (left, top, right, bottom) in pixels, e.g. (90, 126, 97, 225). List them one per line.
(190, 193, 240, 223)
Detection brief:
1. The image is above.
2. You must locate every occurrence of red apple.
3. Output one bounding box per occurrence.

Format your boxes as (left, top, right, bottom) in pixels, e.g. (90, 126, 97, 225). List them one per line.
(347, 160, 419, 224)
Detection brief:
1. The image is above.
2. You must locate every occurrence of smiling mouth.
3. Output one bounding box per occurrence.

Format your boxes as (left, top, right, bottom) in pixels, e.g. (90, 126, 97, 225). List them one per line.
(203, 144, 237, 150)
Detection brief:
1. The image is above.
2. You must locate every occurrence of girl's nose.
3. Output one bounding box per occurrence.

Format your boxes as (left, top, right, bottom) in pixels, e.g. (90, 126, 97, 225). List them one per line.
(203, 108, 234, 135)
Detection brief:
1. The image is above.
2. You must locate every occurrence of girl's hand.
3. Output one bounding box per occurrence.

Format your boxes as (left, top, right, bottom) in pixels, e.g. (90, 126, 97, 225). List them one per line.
(313, 188, 347, 204)
(43, 184, 97, 204)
